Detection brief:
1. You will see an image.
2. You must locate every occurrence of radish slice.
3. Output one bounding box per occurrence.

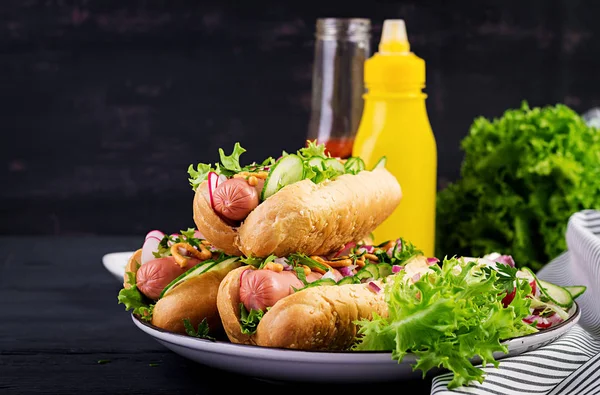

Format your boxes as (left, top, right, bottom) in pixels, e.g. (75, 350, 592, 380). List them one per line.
(141, 236, 161, 265)
(145, 230, 165, 240)
(194, 230, 205, 239)
(207, 172, 219, 209)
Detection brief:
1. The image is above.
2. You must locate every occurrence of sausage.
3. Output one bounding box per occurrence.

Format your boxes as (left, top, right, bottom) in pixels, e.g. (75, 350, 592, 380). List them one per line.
(212, 178, 259, 221)
(136, 256, 201, 300)
(239, 269, 333, 311)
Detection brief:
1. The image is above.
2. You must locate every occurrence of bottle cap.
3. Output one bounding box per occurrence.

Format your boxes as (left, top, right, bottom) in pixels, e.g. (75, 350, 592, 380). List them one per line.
(364, 19, 425, 89)
(379, 20, 410, 54)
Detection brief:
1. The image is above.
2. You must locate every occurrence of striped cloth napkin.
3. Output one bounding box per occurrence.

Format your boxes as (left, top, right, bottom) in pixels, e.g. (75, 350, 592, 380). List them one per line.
(431, 210, 600, 395)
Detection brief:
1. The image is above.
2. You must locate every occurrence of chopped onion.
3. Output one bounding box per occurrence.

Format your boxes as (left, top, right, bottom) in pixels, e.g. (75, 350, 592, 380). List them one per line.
(392, 265, 403, 273)
(207, 171, 219, 209)
(368, 281, 382, 293)
(386, 247, 394, 258)
(547, 312, 564, 326)
(339, 265, 358, 277)
(496, 255, 516, 267)
(274, 257, 292, 270)
(145, 230, 165, 240)
(141, 236, 161, 265)
(411, 273, 421, 283)
(395, 238, 403, 251)
(426, 257, 440, 265)
(333, 242, 356, 258)
(218, 174, 227, 184)
(322, 270, 337, 280)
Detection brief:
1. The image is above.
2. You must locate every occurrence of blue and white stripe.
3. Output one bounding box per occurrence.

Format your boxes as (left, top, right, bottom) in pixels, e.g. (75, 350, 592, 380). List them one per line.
(432, 210, 600, 395)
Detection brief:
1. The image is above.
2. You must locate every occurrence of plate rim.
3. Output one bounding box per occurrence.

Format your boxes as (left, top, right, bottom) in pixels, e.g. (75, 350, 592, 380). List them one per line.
(102, 250, 135, 280)
(131, 301, 580, 361)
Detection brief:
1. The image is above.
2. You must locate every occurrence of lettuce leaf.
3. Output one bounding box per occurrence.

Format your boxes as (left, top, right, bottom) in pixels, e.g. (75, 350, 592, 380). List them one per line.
(117, 272, 154, 321)
(436, 102, 600, 270)
(187, 141, 368, 191)
(352, 257, 536, 389)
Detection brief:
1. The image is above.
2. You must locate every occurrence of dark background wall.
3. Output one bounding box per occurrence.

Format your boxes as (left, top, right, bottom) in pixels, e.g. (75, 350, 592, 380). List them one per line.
(2, 0, 599, 236)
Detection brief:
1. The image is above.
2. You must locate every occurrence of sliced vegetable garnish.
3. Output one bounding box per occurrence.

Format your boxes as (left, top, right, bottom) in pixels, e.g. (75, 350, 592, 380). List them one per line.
(141, 236, 161, 265)
(207, 171, 220, 209)
(522, 267, 574, 308)
(373, 156, 387, 170)
(564, 285, 587, 299)
(324, 157, 345, 174)
(261, 154, 304, 200)
(344, 157, 366, 174)
(160, 257, 240, 298)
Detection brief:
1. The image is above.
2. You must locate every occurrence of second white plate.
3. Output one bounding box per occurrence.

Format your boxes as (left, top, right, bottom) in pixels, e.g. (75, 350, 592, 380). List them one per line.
(102, 251, 134, 282)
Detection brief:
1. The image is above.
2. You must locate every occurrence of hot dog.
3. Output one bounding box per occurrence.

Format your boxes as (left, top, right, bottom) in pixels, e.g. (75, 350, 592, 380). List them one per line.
(216, 238, 427, 350)
(189, 140, 402, 257)
(118, 229, 242, 336)
(212, 178, 259, 221)
(136, 256, 202, 300)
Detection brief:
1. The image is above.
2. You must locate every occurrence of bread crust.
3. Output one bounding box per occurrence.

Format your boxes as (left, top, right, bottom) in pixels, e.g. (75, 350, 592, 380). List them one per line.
(216, 265, 257, 345)
(151, 260, 242, 335)
(217, 267, 388, 350)
(123, 249, 142, 289)
(194, 167, 402, 258)
(192, 183, 242, 256)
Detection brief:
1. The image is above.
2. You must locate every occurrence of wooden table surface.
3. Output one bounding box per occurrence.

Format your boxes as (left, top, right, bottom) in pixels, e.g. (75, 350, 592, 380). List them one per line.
(0, 236, 434, 394)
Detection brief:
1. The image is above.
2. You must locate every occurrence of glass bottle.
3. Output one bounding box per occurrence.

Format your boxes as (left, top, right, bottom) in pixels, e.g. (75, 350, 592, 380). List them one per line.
(307, 18, 371, 159)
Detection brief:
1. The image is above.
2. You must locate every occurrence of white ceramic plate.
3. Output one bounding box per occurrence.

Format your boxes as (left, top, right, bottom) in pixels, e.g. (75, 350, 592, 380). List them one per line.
(131, 303, 580, 383)
(102, 251, 135, 282)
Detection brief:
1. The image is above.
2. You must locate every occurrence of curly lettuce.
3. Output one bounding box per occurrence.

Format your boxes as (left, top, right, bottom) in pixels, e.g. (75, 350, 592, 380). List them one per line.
(117, 272, 154, 321)
(352, 257, 536, 389)
(436, 102, 600, 270)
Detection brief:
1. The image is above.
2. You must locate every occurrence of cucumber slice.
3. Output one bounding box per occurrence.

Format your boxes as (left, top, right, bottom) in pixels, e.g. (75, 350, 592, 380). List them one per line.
(373, 156, 387, 170)
(337, 276, 359, 285)
(261, 154, 304, 200)
(344, 157, 366, 174)
(521, 267, 573, 308)
(538, 280, 574, 308)
(160, 257, 239, 298)
(356, 263, 380, 281)
(324, 158, 345, 174)
(307, 157, 325, 170)
(377, 263, 393, 278)
(564, 285, 586, 299)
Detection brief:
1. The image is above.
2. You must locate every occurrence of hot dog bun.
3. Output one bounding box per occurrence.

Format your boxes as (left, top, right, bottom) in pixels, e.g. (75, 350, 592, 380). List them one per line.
(123, 249, 142, 289)
(192, 182, 242, 256)
(193, 167, 402, 257)
(151, 257, 242, 335)
(216, 266, 388, 350)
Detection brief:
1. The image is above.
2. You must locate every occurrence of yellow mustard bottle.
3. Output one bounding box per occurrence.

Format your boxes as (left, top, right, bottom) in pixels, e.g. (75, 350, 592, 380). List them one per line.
(352, 19, 437, 257)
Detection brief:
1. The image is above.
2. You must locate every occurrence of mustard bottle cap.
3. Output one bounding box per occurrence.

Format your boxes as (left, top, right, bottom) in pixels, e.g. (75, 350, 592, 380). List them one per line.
(364, 19, 425, 88)
(379, 19, 410, 54)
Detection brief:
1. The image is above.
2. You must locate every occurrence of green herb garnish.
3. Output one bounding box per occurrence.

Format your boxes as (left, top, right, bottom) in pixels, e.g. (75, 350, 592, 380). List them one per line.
(183, 318, 215, 341)
(239, 304, 265, 335)
(117, 271, 154, 321)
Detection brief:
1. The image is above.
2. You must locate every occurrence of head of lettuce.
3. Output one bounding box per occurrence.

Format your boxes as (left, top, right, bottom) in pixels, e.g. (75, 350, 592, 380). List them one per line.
(436, 101, 600, 270)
